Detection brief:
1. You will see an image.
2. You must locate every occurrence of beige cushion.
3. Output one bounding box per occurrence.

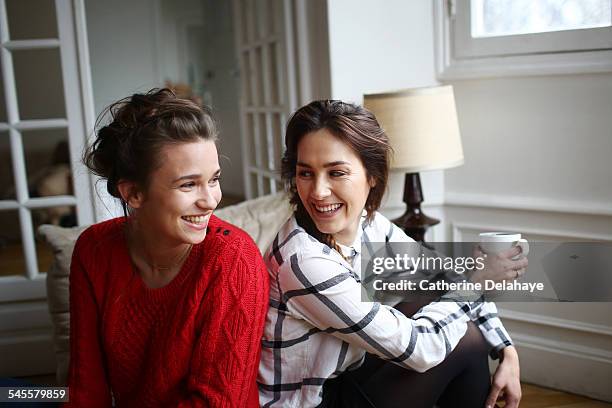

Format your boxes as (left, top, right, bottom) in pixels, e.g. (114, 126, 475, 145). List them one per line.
(38, 224, 87, 385)
(215, 192, 292, 252)
(39, 192, 292, 384)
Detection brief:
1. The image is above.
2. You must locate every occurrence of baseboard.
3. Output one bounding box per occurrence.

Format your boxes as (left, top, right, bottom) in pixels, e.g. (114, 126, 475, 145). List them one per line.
(511, 333, 612, 402)
(0, 330, 56, 377)
(498, 308, 612, 338)
(445, 192, 612, 217)
(494, 309, 612, 402)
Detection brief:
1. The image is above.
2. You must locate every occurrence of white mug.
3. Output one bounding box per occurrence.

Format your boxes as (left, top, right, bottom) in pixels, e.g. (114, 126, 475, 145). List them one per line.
(479, 232, 529, 258)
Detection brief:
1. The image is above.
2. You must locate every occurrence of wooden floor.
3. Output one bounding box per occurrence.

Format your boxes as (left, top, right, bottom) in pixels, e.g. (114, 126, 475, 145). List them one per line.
(518, 384, 611, 408)
(17, 376, 612, 407)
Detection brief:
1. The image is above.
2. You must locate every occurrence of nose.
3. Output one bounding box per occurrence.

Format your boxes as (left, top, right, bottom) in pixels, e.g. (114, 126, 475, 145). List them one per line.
(196, 187, 219, 211)
(311, 176, 331, 200)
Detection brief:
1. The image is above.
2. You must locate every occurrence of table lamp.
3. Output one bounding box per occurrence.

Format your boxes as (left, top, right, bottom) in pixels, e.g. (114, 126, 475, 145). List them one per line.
(363, 85, 464, 242)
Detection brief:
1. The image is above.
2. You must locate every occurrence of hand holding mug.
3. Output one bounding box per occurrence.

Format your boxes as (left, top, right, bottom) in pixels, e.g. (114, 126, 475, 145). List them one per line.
(469, 232, 529, 286)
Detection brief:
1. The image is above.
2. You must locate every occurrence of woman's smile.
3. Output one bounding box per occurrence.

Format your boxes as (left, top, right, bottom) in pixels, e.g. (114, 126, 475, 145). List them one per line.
(311, 202, 344, 218)
(181, 213, 212, 230)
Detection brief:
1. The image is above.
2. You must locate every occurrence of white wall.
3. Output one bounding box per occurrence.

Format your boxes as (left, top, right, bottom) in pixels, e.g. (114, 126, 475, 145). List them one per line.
(326, 0, 444, 238)
(447, 74, 612, 208)
(327, 0, 435, 103)
(157, 0, 205, 85)
(200, 0, 244, 197)
(85, 0, 162, 115)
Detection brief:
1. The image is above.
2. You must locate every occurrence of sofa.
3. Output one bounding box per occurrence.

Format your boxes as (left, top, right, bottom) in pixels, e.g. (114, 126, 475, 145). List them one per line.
(38, 192, 293, 385)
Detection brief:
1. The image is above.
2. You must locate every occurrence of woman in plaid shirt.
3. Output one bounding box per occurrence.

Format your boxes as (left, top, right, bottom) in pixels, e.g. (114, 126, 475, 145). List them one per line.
(258, 100, 525, 408)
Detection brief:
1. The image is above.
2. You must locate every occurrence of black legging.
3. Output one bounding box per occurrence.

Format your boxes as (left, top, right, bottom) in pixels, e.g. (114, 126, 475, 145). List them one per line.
(319, 300, 491, 408)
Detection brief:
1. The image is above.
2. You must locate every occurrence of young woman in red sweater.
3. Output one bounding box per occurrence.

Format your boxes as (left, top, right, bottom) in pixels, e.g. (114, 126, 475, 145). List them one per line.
(66, 89, 268, 407)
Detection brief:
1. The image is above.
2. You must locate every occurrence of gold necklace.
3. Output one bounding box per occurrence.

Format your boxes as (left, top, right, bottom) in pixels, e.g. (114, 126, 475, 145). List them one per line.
(147, 243, 193, 272)
(125, 222, 193, 273)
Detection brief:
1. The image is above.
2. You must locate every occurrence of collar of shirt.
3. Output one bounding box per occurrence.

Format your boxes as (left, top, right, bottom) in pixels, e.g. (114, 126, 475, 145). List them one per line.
(336, 211, 367, 263)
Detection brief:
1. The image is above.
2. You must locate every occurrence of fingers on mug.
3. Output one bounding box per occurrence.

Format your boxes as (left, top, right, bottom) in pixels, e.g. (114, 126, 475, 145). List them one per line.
(512, 239, 529, 260)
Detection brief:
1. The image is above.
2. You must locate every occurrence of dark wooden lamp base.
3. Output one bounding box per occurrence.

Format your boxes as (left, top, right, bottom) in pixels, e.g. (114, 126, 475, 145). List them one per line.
(393, 172, 439, 243)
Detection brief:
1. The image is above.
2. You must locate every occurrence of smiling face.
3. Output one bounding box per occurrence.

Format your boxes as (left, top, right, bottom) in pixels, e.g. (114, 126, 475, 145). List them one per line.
(132, 139, 222, 246)
(296, 128, 373, 246)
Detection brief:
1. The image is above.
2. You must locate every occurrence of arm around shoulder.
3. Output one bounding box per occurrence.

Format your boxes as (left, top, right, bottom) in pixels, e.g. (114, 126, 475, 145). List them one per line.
(279, 254, 472, 373)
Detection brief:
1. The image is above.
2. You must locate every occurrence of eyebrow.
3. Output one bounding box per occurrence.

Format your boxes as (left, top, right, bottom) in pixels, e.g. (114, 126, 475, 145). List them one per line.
(296, 161, 350, 168)
(172, 168, 221, 183)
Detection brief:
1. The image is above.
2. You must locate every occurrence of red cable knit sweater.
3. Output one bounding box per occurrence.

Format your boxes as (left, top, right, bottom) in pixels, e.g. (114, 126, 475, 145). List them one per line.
(66, 215, 269, 407)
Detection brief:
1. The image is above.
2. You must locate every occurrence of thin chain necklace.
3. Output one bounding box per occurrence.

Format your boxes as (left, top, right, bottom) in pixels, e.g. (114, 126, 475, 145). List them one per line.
(147, 243, 193, 272)
(125, 221, 193, 273)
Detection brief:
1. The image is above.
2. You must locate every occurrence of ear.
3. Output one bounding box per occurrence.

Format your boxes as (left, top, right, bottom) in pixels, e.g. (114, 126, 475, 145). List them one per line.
(117, 180, 145, 209)
(368, 176, 377, 189)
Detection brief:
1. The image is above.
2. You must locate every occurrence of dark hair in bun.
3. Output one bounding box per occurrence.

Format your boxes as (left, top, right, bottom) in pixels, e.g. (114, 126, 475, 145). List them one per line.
(83, 88, 217, 211)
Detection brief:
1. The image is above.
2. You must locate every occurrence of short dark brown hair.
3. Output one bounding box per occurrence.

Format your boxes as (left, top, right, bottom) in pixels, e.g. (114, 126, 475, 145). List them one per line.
(83, 88, 217, 213)
(282, 100, 391, 244)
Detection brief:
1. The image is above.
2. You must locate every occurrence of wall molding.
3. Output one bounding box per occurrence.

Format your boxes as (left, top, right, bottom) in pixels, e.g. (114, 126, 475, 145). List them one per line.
(0, 275, 47, 303)
(445, 192, 612, 218)
(506, 330, 612, 401)
(498, 308, 612, 339)
(510, 331, 612, 365)
(0, 301, 55, 377)
(450, 221, 612, 242)
(446, 204, 612, 401)
(0, 302, 52, 332)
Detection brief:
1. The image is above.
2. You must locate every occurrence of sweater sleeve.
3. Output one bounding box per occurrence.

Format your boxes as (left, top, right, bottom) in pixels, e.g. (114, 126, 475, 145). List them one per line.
(175, 239, 269, 407)
(65, 233, 112, 407)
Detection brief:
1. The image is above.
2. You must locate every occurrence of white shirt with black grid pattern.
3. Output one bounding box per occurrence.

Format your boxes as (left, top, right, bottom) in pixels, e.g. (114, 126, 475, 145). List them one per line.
(257, 212, 512, 408)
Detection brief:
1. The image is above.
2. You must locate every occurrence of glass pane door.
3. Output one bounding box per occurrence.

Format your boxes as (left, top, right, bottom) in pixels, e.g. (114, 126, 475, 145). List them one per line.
(233, 0, 296, 198)
(0, 0, 94, 299)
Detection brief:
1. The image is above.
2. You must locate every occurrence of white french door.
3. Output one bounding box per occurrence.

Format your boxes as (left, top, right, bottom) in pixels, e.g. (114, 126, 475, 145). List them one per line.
(0, 0, 94, 302)
(0, 0, 95, 377)
(232, 0, 299, 199)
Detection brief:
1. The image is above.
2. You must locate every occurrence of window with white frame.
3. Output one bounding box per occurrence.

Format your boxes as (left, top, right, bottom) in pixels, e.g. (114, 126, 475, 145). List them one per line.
(434, 0, 612, 79)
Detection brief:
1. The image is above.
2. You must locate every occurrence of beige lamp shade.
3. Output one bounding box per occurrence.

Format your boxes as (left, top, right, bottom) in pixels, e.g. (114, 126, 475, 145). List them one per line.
(363, 85, 464, 172)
